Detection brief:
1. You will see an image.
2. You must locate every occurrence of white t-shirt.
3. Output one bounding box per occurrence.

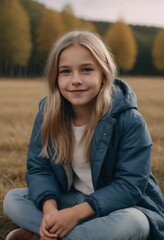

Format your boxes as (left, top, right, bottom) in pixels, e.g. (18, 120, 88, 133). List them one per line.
(64, 124, 94, 195)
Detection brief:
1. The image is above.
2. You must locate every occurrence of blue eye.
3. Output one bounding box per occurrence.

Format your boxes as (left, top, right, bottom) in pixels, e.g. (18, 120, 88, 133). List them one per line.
(59, 69, 71, 75)
(82, 67, 93, 73)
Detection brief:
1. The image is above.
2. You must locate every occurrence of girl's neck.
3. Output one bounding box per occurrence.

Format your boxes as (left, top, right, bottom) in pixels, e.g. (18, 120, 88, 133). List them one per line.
(73, 118, 87, 127)
(72, 105, 93, 127)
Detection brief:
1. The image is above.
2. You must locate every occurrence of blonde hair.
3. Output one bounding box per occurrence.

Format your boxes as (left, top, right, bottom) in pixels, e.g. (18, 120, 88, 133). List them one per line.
(41, 30, 117, 164)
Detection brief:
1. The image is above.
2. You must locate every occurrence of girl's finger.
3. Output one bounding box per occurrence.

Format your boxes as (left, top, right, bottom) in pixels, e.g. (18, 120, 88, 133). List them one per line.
(55, 228, 64, 238)
(40, 227, 58, 239)
(49, 224, 60, 234)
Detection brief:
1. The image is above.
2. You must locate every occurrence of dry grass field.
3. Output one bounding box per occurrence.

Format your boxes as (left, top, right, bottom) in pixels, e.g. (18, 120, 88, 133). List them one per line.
(0, 76, 164, 238)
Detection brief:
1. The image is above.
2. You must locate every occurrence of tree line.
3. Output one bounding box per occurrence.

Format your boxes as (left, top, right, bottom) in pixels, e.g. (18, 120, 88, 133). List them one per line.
(0, 0, 163, 77)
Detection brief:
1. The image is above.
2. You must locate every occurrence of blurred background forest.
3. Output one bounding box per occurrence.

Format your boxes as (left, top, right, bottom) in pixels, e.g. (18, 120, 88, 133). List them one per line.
(0, 0, 164, 77)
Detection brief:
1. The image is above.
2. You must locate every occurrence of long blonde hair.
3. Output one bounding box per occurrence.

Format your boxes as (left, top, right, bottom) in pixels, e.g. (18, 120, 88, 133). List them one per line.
(41, 30, 117, 164)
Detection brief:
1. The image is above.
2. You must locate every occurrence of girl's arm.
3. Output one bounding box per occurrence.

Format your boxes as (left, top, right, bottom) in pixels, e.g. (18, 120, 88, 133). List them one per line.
(72, 201, 95, 220)
(26, 101, 62, 210)
(85, 110, 152, 217)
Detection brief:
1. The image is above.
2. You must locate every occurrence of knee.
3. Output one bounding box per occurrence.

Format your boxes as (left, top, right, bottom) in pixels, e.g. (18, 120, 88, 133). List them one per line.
(113, 208, 150, 239)
(129, 208, 150, 234)
(3, 188, 27, 216)
(3, 189, 16, 215)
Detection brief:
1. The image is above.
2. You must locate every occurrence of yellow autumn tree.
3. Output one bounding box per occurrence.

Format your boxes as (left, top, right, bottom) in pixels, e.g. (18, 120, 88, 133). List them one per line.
(105, 21, 137, 71)
(152, 29, 164, 70)
(0, 0, 32, 66)
(36, 9, 65, 55)
(61, 4, 96, 33)
(61, 3, 81, 31)
(78, 20, 97, 32)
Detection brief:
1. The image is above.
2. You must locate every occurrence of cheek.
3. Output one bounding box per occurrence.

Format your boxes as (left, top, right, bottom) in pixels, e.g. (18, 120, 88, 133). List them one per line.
(58, 84, 65, 96)
(57, 80, 62, 91)
(95, 77, 104, 91)
(57, 79, 70, 99)
(57, 77, 65, 91)
(58, 85, 65, 99)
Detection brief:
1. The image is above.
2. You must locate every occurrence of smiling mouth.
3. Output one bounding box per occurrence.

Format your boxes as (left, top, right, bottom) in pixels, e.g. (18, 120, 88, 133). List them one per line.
(68, 89, 88, 96)
(69, 89, 88, 93)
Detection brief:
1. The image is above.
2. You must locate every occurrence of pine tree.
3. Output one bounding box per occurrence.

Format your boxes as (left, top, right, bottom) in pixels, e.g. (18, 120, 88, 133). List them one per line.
(19, 0, 46, 76)
(152, 29, 164, 70)
(105, 21, 137, 71)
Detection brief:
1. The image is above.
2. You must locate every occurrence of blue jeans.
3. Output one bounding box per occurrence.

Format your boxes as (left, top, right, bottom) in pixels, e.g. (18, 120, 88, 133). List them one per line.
(3, 188, 150, 240)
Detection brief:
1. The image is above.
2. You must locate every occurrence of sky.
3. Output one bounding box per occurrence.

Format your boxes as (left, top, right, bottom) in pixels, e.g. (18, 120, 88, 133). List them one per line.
(34, 0, 164, 28)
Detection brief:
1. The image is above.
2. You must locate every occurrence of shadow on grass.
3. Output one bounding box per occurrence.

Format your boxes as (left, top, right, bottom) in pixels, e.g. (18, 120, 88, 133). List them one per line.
(0, 217, 18, 239)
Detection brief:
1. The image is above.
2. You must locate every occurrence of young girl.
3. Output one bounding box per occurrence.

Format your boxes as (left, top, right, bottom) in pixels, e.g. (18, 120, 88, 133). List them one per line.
(3, 31, 164, 240)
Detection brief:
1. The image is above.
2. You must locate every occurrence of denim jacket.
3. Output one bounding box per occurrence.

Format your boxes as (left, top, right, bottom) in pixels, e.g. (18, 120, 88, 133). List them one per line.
(26, 79, 164, 240)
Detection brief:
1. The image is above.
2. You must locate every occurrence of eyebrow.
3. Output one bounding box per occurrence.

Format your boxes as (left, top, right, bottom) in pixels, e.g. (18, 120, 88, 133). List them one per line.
(58, 63, 95, 69)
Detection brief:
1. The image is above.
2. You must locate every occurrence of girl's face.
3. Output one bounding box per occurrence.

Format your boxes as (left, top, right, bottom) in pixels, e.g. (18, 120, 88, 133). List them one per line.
(58, 45, 104, 112)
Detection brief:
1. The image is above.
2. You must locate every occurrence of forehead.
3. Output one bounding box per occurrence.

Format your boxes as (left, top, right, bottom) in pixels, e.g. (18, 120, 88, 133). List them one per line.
(59, 45, 97, 65)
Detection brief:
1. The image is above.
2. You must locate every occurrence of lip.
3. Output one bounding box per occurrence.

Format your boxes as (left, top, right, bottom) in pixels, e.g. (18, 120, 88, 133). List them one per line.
(68, 89, 88, 95)
(69, 89, 88, 92)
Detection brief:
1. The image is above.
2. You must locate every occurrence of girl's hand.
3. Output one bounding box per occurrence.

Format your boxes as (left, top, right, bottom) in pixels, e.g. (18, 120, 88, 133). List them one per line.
(48, 207, 79, 238)
(40, 208, 59, 240)
(39, 200, 95, 239)
(48, 202, 95, 238)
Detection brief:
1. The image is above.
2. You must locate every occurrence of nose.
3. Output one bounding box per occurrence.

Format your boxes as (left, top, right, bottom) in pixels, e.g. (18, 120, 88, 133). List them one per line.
(71, 71, 83, 85)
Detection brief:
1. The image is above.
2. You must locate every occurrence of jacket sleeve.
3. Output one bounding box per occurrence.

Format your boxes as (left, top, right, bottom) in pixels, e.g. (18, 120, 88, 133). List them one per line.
(25, 100, 61, 210)
(85, 109, 153, 217)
